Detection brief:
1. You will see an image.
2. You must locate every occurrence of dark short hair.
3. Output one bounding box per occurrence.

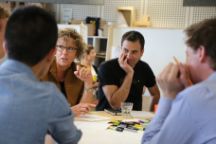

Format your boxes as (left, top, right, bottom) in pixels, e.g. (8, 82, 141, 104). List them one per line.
(185, 17, 216, 69)
(5, 6, 58, 66)
(121, 31, 145, 50)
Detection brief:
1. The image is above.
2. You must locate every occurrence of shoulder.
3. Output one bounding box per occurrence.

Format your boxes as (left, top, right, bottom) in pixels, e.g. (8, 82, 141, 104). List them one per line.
(135, 60, 155, 76)
(40, 82, 74, 122)
(180, 81, 210, 99)
(102, 58, 118, 66)
(137, 60, 152, 69)
(99, 58, 119, 70)
(172, 81, 216, 126)
(39, 81, 62, 97)
(177, 80, 215, 110)
(40, 81, 71, 109)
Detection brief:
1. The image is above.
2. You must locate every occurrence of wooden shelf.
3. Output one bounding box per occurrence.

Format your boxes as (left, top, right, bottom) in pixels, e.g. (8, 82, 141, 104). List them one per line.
(117, 6, 135, 26)
(88, 36, 108, 67)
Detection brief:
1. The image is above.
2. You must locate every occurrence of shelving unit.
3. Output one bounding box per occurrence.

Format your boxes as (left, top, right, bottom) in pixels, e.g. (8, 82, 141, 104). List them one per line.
(87, 36, 108, 67)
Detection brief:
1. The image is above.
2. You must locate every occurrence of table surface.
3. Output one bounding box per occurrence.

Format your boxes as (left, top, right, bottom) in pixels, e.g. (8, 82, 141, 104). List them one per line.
(45, 111, 154, 144)
(75, 111, 154, 144)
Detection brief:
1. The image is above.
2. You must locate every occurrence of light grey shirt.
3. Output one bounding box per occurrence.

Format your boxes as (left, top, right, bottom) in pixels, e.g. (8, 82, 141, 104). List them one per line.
(0, 59, 82, 144)
(142, 72, 216, 144)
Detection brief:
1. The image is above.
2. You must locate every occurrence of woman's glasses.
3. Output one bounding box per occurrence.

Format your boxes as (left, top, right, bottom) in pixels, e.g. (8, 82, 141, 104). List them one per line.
(56, 45, 78, 52)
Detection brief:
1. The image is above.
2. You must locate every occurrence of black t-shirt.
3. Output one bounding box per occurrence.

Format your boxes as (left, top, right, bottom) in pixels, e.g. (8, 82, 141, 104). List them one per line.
(96, 58, 156, 111)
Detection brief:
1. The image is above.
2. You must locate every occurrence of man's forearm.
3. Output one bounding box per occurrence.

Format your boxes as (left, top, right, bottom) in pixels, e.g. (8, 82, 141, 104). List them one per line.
(150, 94, 160, 111)
(109, 73, 133, 108)
(148, 85, 160, 111)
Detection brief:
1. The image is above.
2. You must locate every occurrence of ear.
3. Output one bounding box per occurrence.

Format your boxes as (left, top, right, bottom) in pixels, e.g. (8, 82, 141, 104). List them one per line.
(140, 48, 144, 56)
(198, 45, 207, 63)
(46, 48, 56, 62)
(3, 41, 7, 53)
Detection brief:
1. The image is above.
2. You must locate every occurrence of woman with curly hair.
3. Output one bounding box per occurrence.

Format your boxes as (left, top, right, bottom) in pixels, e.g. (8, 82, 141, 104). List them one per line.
(43, 28, 97, 116)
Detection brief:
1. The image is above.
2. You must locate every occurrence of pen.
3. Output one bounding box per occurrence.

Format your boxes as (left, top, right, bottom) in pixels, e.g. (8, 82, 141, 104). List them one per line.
(173, 56, 179, 65)
(173, 56, 180, 77)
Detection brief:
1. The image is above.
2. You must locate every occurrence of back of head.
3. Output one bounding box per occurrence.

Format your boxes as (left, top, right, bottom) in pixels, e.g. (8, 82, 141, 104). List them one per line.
(5, 6, 58, 66)
(121, 31, 145, 50)
(185, 18, 216, 69)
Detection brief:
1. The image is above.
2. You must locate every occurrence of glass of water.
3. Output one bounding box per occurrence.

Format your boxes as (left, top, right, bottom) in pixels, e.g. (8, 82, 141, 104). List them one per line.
(121, 102, 133, 118)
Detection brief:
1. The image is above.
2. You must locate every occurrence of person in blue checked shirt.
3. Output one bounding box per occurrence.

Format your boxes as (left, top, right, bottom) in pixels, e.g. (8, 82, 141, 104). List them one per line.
(0, 6, 81, 144)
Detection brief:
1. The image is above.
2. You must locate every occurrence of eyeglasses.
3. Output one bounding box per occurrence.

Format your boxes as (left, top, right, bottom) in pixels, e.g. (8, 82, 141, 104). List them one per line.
(56, 45, 78, 52)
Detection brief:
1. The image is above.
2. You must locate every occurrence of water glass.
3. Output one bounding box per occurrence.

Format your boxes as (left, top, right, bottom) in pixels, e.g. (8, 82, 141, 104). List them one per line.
(121, 102, 133, 118)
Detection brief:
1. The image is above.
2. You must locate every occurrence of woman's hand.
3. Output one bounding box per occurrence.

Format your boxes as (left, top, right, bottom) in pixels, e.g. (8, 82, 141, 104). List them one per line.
(74, 65, 93, 85)
(71, 103, 96, 117)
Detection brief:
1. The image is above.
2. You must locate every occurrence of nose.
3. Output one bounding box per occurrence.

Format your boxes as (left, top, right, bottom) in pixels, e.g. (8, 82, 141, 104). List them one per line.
(62, 48, 68, 54)
(126, 52, 132, 59)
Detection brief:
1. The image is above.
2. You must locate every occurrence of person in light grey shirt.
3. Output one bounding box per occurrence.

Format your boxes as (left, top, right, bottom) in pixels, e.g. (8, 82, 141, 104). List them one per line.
(142, 18, 216, 144)
(0, 6, 81, 144)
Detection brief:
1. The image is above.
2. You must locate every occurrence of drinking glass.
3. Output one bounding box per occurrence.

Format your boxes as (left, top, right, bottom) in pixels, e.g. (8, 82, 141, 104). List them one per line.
(121, 102, 133, 118)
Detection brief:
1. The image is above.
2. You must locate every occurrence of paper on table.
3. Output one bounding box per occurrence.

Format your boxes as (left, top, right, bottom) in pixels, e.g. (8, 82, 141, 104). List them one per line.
(131, 111, 154, 120)
(75, 114, 110, 121)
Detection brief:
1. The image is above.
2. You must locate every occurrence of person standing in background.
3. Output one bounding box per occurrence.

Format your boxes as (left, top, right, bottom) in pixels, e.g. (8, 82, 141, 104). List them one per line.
(0, 6, 81, 143)
(142, 18, 216, 144)
(43, 28, 97, 116)
(0, 6, 9, 63)
(96, 31, 160, 111)
(81, 45, 98, 82)
(80, 44, 99, 103)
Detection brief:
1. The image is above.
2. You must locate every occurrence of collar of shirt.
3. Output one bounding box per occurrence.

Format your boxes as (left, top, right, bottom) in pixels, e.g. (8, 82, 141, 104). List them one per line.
(0, 59, 37, 81)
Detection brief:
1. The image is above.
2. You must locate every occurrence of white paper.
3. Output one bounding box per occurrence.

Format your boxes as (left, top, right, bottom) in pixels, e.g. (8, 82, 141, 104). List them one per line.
(75, 114, 110, 121)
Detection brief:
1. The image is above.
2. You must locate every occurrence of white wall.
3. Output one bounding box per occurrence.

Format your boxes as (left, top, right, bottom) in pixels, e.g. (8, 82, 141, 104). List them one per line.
(109, 27, 186, 76)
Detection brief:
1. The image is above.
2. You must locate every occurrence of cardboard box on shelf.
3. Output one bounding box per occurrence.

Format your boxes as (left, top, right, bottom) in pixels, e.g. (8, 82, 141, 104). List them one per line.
(134, 16, 152, 27)
(67, 18, 107, 36)
(100, 19, 107, 29)
(117, 6, 135, 27)
(69, 19, 83, 24)
(87, 23, 96, 36)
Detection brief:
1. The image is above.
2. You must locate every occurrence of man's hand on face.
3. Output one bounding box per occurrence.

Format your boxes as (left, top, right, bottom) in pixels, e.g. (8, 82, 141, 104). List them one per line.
(118, 53, 134, 74)
(178, 63, 193, 88)
(157, 63, 184, 99)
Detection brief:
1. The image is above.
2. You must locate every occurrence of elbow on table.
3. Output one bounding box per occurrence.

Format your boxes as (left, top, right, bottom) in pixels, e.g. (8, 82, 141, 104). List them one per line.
(109, 100, 121, 110)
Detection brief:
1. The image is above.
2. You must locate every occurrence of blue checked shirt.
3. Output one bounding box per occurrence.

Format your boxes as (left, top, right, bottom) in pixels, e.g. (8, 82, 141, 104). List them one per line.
(0, 59, 81, 144)
(142, 72, 216, 144)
